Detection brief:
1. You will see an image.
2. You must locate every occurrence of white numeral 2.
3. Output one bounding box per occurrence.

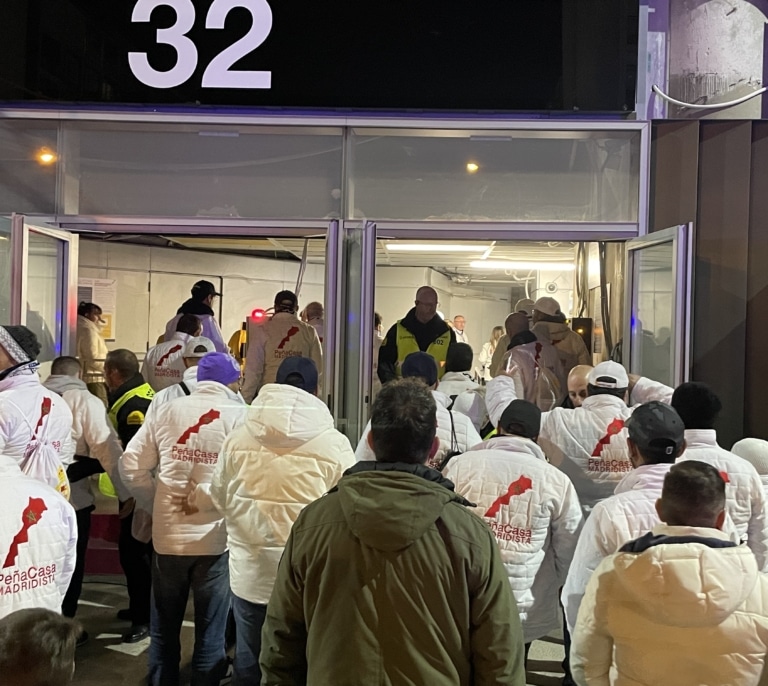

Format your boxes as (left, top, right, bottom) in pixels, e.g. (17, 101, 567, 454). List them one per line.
(128, 0, 272, 90)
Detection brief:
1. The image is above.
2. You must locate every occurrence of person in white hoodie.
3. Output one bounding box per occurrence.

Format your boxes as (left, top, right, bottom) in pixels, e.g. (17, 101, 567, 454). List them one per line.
(487, 360, 673, 512)
(436, 343, 488, 432)
(211, 356, 355, 685)
(671, 382, 768, 570)
(120, 352, 248, 686)
(142, 314, 202, 392)
(44, 356, 126, 638)
(562, 401, 687, 636)
(76, 302, 109, 405)
(732, 438, 768, 499)
(443, 399, 582, 655)
(571, 460, 768, 686)
(0, 325, 73, 498)
(356, 351, 481, 470)
(500, 328, 565, 411)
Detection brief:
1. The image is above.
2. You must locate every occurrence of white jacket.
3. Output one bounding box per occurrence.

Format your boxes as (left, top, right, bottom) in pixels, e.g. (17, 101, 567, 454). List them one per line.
(678, 429, 768, 570)
(561, 463, 672, 635)
(76, 315, 109, 383)
(0, 456, 77, 619)
(486, 375, 673, 509)
(0, 372, 75, 473)
(144, 365, 198, 422)
(355, 390, 482, 470)
(211, 384, 355, 604)
(141, 332, 194, 392)
(437, 371, 488, 431)
(44, 375, 128, 511)
(242, 312, 323, 403)
(500, 340, 566, 411)
(443, 435, 583, 642)
(119, 382, 248, 556)
(572, 524, 768, 686)
(478, 341, 497, 381)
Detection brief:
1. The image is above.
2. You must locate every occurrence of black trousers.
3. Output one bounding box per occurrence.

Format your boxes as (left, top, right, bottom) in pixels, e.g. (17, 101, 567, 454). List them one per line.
(62, 505, 95, 618)
(119, 510, 153, 625)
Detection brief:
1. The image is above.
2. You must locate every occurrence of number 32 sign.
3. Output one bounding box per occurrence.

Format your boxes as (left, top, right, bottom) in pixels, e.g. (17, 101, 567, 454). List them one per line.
(128, 0, 272, 89)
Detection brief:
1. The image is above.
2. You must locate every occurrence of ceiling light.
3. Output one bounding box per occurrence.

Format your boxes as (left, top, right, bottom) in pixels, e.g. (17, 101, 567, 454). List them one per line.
(36, 147, 57, 165)
(385, 243, 489, 252)
(466, 162, 479, 173)
(470, 260, 576, 271)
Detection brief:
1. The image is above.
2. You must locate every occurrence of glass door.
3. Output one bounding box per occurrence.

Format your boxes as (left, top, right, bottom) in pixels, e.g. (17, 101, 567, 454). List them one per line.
(10, 214, 79, 376)
(624, 224, 693, 386)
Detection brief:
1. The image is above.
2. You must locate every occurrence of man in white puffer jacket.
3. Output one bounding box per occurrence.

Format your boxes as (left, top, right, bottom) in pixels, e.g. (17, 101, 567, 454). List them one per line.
(443, 399, 582, 654)
(671, 382, 768, 571)
(211, 356, 355, 685)
(572, 461, 768, 686)
(120, 352, 247, 686)
(562, 401, 687, 635)
(487, 360, 673, 511)
(436, 343, 487, 432)
(356, 352, 481, 470)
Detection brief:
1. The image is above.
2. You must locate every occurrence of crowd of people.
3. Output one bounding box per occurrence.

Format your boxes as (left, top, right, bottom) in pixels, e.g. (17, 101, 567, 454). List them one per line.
(2, 283, 768, 685)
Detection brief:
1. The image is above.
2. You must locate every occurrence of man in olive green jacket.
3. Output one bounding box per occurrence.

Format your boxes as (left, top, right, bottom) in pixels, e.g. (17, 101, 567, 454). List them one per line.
(260, 378, 526, 685)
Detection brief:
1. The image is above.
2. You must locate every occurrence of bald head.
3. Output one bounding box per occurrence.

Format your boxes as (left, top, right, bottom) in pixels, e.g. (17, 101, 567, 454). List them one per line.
(414, 287, 438, 324)
(567, 365, 592, 408)
(504, 312, 529, 339)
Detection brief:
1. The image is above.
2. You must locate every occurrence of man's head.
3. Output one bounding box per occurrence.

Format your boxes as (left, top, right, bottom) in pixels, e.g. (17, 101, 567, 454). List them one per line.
(77, 302, 103, 324)
(0, 326, 41, 372)
(587, 361, 629, 401)
(532, 296, 564, 324)
(176, 314, 203, 337)
(367, 378, 439, 464)
(453, 315, 466, 332)
(504, 312, 529, 340)
(304, 302, 323, 321)
(514, 298, 535, 320)
(274, 290, 299, 315)
(498, 400, 541, 441)
(182, 336, 216, 369)
(671, 382, 722, 431)
(190, 280, 220, 307)
(414, 286, 438, 324)
(374, 312, 383, 331)
(0, 608, 80, 686)
(197, 352, 241, 392)
(567, 365, 593, 408)
(276, 356, 319, 395)
(50, 356, 81, 378)
(401, 351, 438, 389)
(444, 343, 473, 374)
(104, 349, 139, 391)
(656, 461, 727, 529)
(625, 401, 686, 467)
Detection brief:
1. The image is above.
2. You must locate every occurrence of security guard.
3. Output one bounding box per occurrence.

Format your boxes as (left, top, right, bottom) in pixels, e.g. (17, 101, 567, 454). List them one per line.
(378, 286, 456, 384)
(241, 290, 322, 403)
(104, 349, 154, 644)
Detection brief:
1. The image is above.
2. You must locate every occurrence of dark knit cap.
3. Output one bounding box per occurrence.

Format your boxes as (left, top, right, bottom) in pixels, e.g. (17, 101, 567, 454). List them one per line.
(3, 326, 41, 361)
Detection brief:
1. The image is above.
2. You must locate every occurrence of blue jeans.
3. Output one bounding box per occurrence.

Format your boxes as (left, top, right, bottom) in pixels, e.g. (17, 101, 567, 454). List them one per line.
(232, 595, 267, 685)
(148, 552, 232, 686)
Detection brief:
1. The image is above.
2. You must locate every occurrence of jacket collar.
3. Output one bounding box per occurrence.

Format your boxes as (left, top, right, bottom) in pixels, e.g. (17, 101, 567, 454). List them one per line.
(108, 373, 147, 406)
(621, 523, 735, 553)
(193, 380, 245, 404)
(169, 331, 194, 344)
(401, 308, 451, 339)
(182, 365, 198, 381)
(0, 371, 40, 394)
(440, 371, 476, 385)
(44, 374, 88, 395)
(470, 434, 547, 462)
(177, 298, 214, 316)
(614, 462, 674, 495)
(78, 314, 100, 332)
(271, 311, 299, 322)
(683, 429, 719, 449)
(431, 389, 451, 408)
(581, 393, 627, 412)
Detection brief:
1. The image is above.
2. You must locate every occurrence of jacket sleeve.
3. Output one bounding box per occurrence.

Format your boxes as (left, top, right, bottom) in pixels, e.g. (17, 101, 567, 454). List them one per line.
(489, 335, 509, 378)
(453, 412, 482, 452)
(746, 474, 768, 571)
(119, 417, 159, 512)
(377, 323, 399, 384)
(309, 330, 323, 393)
(83, 395, 132, 502)
(57, 497, 79, 603)
(210, 443, 229, 515)
(486, 375, 520, 428)
(204, 316, 229, 354)
(260, 529, 309, 685)
(630, 377, 674, 405)
(550, 479, 584, 585)
(570, 558, 615, 686)
(469, 526, 527, 685)
(242, 324, 266, 404)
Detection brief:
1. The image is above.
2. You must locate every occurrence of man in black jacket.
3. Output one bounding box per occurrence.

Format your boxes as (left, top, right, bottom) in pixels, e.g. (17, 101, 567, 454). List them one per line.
(378, 286, 456, 384)
(163, 280, 227, 353)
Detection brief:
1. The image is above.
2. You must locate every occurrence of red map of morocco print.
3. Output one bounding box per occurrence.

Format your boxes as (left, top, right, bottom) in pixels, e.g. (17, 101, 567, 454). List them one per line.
(3, 497, 47, 569)
(484, 476, 533, 518)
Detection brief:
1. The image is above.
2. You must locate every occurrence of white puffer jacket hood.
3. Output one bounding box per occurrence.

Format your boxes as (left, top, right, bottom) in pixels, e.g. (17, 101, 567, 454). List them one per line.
(211, 383, 355, 604)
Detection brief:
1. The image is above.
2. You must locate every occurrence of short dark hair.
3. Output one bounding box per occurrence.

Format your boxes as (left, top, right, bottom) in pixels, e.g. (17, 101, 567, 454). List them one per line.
(587, 380, 627, 400)
(445, 343, 473, 373)
(51, 356, 81, 377)
(671, 382, 722, 430)
(105, 349, 139, 380)
(77, 302, 101, 318)
(374, 312, 382, 328)
(176, 314, 202, 336)
(370, 379, 437, 464)
(0, 608, 80, 685)
(659, 461, 726, 527)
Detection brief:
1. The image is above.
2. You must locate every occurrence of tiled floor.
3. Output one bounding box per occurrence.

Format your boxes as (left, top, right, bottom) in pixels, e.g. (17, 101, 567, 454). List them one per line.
(72, 577, 567, 685)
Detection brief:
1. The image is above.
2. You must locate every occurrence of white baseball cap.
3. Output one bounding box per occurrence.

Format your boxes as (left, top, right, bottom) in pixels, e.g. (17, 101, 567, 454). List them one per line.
(184, 336, 216, 358)
(532, 297, 561, 318)
(587, 361, 629, 389)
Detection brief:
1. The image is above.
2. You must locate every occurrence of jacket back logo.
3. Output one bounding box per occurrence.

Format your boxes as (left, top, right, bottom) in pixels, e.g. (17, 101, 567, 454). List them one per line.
(484, 475, 533, 518)
(591, 418, 625, 457)
(277, 327, 300, 350)
(4, 497, 47, 569)
(156, 344, 183, 367)
(177, 409, 221, 445)
(32, 398, 52, 438)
